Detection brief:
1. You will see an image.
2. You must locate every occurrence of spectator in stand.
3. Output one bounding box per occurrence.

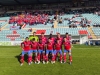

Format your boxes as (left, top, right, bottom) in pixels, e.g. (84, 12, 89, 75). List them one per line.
(28, 28, 32, 32)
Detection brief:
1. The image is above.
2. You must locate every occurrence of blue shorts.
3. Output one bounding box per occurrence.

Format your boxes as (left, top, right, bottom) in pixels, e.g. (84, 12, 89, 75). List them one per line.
(46, 50, 54, 54)
(30, 50, 37, 53)
(22, 50, 31, 56)
(38, 50, 45, 54)
(54, 50, 62, 55)
(64, 49, 71, 53)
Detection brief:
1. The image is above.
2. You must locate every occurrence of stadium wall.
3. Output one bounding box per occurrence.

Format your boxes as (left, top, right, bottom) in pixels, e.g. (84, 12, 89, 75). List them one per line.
(0, 35, 88, 46)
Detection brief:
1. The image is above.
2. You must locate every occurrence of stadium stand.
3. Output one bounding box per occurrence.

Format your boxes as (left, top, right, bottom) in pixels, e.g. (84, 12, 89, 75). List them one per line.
(0, 1, 100, 44)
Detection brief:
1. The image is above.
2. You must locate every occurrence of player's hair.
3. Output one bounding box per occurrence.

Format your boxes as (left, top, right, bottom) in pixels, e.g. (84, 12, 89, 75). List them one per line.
(57, 33, 60, 34)
(39, 38, 42, 41)
(49, 34, 52, 39)
(25, 37, 29, 39)
(66, 32, 68, 35)
(41, 32, 44, 34)
(33, 32, 36, 34)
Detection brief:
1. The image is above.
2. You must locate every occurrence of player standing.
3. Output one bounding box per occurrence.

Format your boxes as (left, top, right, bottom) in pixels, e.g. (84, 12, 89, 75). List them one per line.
(54, 33, 63, 60)
(37, 39, 45, 64)
(65, 32, 71, 40)
(63, 37, 72, 64)
(30, 38, 38, 64)
(48, 33, 55, 45)
(45, 38, 55, 64)
(54, 40, 63, 63)
(20, 37, 31, 66)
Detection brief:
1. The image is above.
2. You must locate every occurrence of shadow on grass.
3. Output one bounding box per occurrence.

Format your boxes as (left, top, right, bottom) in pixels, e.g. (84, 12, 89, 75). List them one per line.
(15, 53, 28, 64)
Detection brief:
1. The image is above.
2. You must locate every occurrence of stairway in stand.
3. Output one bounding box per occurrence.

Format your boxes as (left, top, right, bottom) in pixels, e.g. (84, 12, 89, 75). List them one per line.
(88, 27, 97, 39)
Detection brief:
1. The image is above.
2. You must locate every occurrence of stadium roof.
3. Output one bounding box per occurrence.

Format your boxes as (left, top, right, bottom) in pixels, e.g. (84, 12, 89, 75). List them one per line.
(0, 0, 72, 6)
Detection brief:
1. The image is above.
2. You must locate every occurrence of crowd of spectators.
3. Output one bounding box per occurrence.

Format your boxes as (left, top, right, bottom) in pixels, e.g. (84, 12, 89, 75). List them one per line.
(9, 13, 49, 25)
(7, 7, 100, 29)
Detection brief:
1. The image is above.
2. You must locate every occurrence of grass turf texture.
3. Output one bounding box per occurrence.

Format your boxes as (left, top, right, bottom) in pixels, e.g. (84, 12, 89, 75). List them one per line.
(0, 45, 100, 75)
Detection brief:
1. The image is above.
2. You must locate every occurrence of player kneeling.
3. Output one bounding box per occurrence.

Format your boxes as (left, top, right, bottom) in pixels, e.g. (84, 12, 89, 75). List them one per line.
(63, 37, 72, 64)
(45, 38, 55, 64)
(30, 38, 38, 64)
(20, 37, 31, 66)
(54, 40, 62, 63)
(37, 39, 46, 64)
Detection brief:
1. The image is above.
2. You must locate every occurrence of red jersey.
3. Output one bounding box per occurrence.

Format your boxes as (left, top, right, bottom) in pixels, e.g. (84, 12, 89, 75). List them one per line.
(50, 37, 55, 44)
(31, 42, 38, 50)
(47, 42, 53, 50)
(55, 43, 62, 50)
(63, 40, 71, 50)
(21, 41, 31, 51)
(38, 43, 44, 50)
(40, 36, 47, 44)
(56, 37, 63, 44)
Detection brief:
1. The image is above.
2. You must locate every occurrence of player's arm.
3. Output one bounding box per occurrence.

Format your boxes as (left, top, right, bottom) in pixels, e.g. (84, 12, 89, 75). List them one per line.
(61, 43, 63, 51)
(70, 40, 73, 48)
(45, 43, 47, 50)
(53, 44, 55, 50)
(37, 43, 39, 50)
(43, 44, 45, 51)
(30, 42, 32, 49)
(69, 36, 73, 48)
(21, 43, 24, 50)
(61, 41, 64, 51)
(36, 36, 39, 42)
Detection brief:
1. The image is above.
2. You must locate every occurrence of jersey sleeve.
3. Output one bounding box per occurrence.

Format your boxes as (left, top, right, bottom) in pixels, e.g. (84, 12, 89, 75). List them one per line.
(21, 42, 24, 48)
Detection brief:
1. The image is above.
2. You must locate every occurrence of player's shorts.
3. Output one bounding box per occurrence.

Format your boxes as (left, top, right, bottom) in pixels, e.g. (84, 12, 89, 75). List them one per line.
(38, 50, 45, 54)
(46, 50, 54, 54)
(22, 50, 31, 56)
(54, 50, 62, 55)
(30, 50, 37, 53)
(64, 49, 71, 53)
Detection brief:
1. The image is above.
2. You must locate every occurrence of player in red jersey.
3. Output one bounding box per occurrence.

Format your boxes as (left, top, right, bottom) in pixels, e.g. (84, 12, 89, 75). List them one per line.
(56, 33, 63, 44)
(20, 37, 31, 66)
(65, 32, 73, 48)
(63, 37, 72, 64)
(39, 32, 47, 44)
(65, 32, 71, 41)
(37, 39, 45, 64)
(54, 40, 63, 63)
(30, 38, 38, 64)
(39, 32, 47, 63)
(54, 33, 63, 60)
(45, 38, 55, 64)
(48, 34, 55, 45)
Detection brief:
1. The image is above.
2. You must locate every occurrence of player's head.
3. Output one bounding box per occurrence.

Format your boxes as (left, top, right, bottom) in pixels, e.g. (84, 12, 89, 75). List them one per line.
(49, 34, 52, 39)
(33, 32, 36, 36)
(32, 38, 35, 42)
(65, 32, 69, 37)
(48, 38, 51, 43)
(64, 37, 66, 42)
(39, 39, 42, 43)
(57, 33, 60, 38)
(25, 37, 29, 41)
(41, 32, 44, 37)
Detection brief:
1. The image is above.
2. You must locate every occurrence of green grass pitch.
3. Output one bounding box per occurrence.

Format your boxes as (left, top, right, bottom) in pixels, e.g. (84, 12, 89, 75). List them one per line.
(0, 45, 100, 75)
